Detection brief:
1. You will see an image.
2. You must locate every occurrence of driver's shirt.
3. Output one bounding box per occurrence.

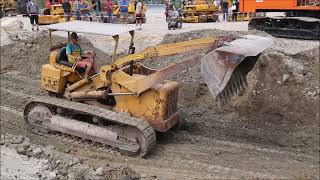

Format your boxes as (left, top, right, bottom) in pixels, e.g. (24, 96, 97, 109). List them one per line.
(66, 43, 82, 63)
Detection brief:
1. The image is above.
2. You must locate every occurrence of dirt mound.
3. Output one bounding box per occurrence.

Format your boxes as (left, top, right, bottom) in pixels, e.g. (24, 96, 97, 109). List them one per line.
(148, 29, 319, 154)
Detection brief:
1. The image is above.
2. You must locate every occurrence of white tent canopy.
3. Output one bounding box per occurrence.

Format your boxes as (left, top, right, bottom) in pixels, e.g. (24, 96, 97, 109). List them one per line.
(44, 21, 138, 36)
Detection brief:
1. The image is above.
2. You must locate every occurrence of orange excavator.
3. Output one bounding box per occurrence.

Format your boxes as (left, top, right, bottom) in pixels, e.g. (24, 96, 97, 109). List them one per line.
(241, 0, 320, 39)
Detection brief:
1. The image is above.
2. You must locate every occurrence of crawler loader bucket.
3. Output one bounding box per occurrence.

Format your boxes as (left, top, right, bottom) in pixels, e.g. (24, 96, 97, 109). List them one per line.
(201, 35, 273, 106)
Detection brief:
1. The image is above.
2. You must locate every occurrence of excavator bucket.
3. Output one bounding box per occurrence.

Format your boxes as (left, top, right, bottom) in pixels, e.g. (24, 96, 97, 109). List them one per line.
(201, 35, 273, 106)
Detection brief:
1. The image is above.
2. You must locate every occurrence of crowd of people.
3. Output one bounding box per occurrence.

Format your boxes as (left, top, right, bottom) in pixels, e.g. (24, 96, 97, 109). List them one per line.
(26, 0, 144, 28)
(26, 0, 241, 31)
(58, 0, 139, 24)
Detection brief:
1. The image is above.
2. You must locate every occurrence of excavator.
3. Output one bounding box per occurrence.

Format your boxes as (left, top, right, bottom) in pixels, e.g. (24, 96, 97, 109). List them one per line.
(245, 0, 320, 40)
(24, 21, 273, 156)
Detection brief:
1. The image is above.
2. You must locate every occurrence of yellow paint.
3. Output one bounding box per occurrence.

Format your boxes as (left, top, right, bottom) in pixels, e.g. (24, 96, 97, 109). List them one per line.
(41, 36, 219, 131)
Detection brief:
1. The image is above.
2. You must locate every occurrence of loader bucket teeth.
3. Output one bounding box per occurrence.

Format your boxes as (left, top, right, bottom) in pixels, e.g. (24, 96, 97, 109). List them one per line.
(201, 35, 273, 106)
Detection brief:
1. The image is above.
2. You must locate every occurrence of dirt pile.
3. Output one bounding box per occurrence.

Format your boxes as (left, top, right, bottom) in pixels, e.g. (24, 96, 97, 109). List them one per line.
(149, 29, 319, 155)
(1, 133, 140, 180)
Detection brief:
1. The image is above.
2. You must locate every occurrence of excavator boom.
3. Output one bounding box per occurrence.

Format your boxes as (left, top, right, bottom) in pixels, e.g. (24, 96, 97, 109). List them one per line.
(104, 34, 273, 103)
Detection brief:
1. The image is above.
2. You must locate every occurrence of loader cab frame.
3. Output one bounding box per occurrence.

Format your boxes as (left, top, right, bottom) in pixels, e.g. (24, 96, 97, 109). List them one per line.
(46, 20, 138, 65)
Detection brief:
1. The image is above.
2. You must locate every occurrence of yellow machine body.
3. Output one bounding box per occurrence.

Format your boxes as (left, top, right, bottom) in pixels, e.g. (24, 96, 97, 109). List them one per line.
(183, 0, 233, 23)
(183, 3, 218, 23)
(39, 4, 75, 25)
(40, 20, 273, 134)
(1, 0, 16, 16)
(111, 78, 179, 132)
(41, 35, 219, 132)
(42, 53, 180, 132)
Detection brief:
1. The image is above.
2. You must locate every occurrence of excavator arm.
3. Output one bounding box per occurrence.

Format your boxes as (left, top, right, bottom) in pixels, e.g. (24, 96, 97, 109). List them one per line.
(99, 34, 273, 105)
(111, 37, 220, 68)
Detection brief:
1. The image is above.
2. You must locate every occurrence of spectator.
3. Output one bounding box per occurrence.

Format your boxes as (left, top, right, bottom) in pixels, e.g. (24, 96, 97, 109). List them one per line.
(104, 0, 114, 23)
(80, 0, 90, 21)
(213, 0, 219, 9)
(174, 0, 183, 11)
(27, 0, 39, 31)
(232, 0, 239, 21)
(119, 0, 129, 25)
(165, 0, 168, 20)
(74, 0, 81, 20)
(135, 0, 143, 27)
(44, 0, 51, 15)
(220, 0, 229, 22)
(92, 0, 102, 21)
(62, 0, 72, 21)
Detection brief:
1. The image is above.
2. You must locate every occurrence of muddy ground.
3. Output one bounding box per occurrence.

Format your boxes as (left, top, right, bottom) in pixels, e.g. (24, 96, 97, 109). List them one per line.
(1, 27, 319, 179)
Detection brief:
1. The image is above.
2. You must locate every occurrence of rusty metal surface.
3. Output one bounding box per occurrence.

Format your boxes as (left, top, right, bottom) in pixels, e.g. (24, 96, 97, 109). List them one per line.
(112, 37, 218, 68)
(215, 35, 274, 57)
(201, 35, 273, 106)
(133, 58, 200, 95)
(69, 90, 107, 100)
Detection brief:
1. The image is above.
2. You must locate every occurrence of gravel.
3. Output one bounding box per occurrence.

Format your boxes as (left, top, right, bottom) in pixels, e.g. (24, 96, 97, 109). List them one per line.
(0, 133, 141, 180)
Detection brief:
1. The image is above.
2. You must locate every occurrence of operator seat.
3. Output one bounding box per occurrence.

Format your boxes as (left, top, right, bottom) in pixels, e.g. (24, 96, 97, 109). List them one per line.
(56, 47, 73, 67)
(55, 47, 85, 73)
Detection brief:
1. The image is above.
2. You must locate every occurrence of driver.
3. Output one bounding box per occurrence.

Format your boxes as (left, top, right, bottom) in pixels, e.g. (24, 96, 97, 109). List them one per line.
(66, 32, 96, 77)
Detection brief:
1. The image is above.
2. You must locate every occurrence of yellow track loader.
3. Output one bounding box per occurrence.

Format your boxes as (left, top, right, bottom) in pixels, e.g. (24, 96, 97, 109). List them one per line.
(0, 0, 17, 17)
(24, 21, 273, 156)
(39, 4, 75, 25)
(183, 0, 218, 23)
(183, 0, 232, 23)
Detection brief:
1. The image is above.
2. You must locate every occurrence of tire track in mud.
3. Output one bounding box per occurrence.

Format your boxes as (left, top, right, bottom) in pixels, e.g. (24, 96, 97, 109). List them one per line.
(1, 105, 317, 179)
(1, 74, 319, 179)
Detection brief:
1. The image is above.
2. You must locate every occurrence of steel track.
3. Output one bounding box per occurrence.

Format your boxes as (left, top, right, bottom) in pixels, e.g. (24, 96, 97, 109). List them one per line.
(24, 96, 157, 157)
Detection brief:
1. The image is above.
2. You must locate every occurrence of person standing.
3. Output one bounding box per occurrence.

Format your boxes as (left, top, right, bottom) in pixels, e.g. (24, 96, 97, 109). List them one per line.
(119, 0, 128, 25)
(62, 0, 72, 21)
(80, 0, 90, 21)
(220, 0, 229, 22)
(135, 0, 143, 27)
(44, 0, 51, 15)
(74, 0, 81, 20)
(104, 0, 114, 23)
(213, 0, 220, 9)
(27, 0, 39, 31)
(232, 0, 239, 21)
(92, 0, 102, 21)
(174, 0, 183, 11)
